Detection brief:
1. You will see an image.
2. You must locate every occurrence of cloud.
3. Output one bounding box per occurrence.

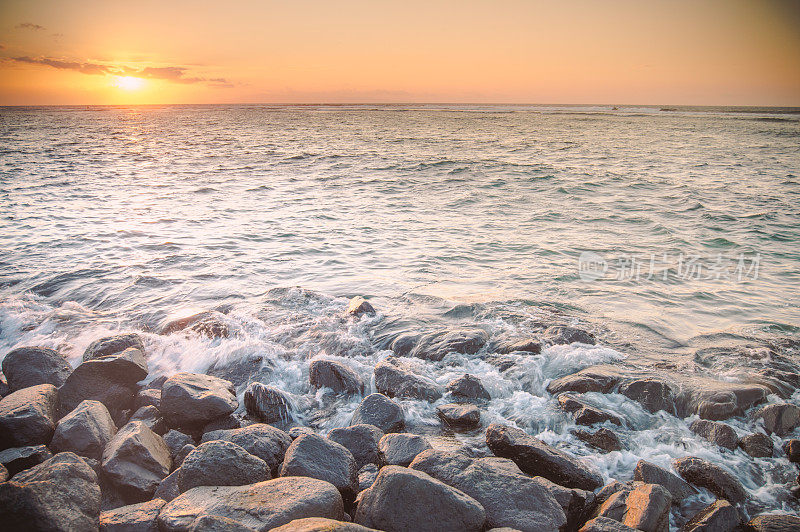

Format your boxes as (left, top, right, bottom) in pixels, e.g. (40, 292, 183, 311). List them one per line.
(16, 23, 45, 31)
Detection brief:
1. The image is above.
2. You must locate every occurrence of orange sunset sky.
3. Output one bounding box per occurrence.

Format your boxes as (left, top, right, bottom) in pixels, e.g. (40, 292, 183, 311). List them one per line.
(1, 0, 799, 106)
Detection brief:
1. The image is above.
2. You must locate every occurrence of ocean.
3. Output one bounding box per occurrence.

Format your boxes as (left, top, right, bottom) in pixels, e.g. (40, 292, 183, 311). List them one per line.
(1, 104, 799, 522)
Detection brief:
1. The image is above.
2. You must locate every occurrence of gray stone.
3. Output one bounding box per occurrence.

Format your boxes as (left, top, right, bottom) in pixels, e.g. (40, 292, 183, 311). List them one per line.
(0, 445, 53, 477)
(756, 404, 800, 436)
(739, 433, 774, 458)
(174, 444, 195, 468)
(243, 382, 291, 423)
(345, 297, 375, 317)
(618, 378, 676, 415)
(178, 440, 269, 492)
(201, 424, 291, 472)
(272, 517, 378, 531)
(289, 426, 316, 439)
(161, 373, 237, 430)
(187, 515, 256, 531)
(690, 419, 738, 451)
(557, 394, 623, 426)
(378, 433, 432, 466)
(486, 423, 603, 490)
(0, 383, 57, 449)
(572, 428, 623, 453)
(544, 325, 596, 345)
(0, 452, 100, 531)
(673, 456, 747, 504)
(744, 513, 800, 531)
(202, 414, 240, 433)
(154, 469, 181, 503)
(327, 424, 384, 469)
(437, 403, 481, 430)
(309, 359, 364, 395)
(2, 346, 72, 392)
(546, 367, 622, 395)
(579, 517, 638, 532)
(357, 464, 379, 492)
(530, 475, 594, 531)
(0, 463, 7, 482)
(162, 312, 230, 339)
(83, 333, 145, 361)
(101, 421, 171, 501)
(100, 498, 165, 531)
(633, 460, 697, 503)
(447, 374, 491, 402)
(374, 357, 442, 402)
(620, 483, 671, 532)
(498, 338, 542, 354)
(129, 405, 166, 435)
(163, 430, 195, 458)
(134, 388, 161, 410)
(354, 465, 486, 532)
(410, 328, 488, 361)
(783, 439, 800, 462)
(350, 393, 404, 433)
(280, 434, 358, 503)
(157, 477, 344, 531)
(682, 499, 741, 532)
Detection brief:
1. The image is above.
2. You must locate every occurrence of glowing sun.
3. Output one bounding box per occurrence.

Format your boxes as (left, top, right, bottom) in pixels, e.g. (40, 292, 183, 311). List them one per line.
(113, 76, 145, 91)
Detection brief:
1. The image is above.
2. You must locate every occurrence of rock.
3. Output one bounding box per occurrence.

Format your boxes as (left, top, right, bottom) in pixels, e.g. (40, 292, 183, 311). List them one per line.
(354, 465, 485, 532)
(206, 355, 271, 389)
(162, 311, 230, 339)
(409, 449, 567, 532)
(157, 476, 344, 531)
(486, 423, 603, 490)
(437, 403, 481, 430)
(350, 393, 404, 433)
(690, 419, 738, 451)
(271, 517, 378, 531)
(572, 428, 623, 453)
(187, 515, 257, 531)
(579, 517, 639, 531)
(633, 460, 697, 503)
(0, 372, 8, 397)
(0, 383, 57, 449)
(1, 346, 72, 392)
(743, 513, 800, 531)
(497, 338, 542, 354)
(243, 382, 291, 424)
(161, 373, 237, 430)
(739, 433, 774, 458)
(756, 404, 800, 436)
(544, 325, 596, 345)
(0, 463, 6, 482)
(530, 475, 594, 531)
(309, 359, 365, 395)
(201, 424, 291, 472)
(595, 488, 633, 522)
(357, 464, 379, 492)
(557, 394, 623, 426)
(164, 430, 195, 459)
(345, 296, 375, 317)
(447, 374, 491, 402)
(202, 414, 240, 433)
(374, 357, 443, 402)
(378, 433, 432, 466)
(620, 483, 671, 532)
(546, 367, 622, 395)
(134, 388, 161, 410)
(618, 378, 676, 415)
(0, 452, 100, 531)
(174, 444, 195, 468)
(328, 424, 384, 469)
(677, 383, 768, 420)
(100, 498, 165, 531)
(57, 347, 149, 421)
(672, 456, 746, 504)
(409, 328, 488, 361)
(280, 434, 358, 502)
(682, 499, 741, 531)
(101, 421, 171, 501)
(154, 469, 181, 503)
(289, 426, 316, 439)
(783, 439, 800, 462)
(83, 333, 145, 361)
(179, 440, 269, 492)
(129, 405, 166, 435)
(0, 445, 53, 476)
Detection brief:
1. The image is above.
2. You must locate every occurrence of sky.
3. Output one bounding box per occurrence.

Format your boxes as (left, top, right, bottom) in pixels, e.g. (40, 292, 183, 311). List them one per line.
(0, 0, 799, 106)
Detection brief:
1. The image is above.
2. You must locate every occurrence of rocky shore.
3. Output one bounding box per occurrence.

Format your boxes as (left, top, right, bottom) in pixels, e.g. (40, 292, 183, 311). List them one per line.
(1, 296, 799, 531)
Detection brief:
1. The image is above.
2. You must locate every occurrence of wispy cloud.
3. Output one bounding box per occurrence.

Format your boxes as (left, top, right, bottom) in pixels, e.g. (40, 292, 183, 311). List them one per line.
(16, 22, 45, 31)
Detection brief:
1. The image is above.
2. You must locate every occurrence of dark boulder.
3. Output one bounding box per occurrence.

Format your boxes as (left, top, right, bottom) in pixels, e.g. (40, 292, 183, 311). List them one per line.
(99, 498, 165, 531)
(682, 499, 741, 532)
(174, 444, 195, 468)
(436, 403, 481, 430)
(357, 464, 379, 492)
(557, 394, 623, 426)
(162, 311, 230, 339)
(689, 419, 738, 451)
(327, 424, 384, 469)
(271, 517, 379, 532)
(677, 383, 768, 420)
(374, 357, 442, 402)
(619, 483, 671, 532)
(546, 367, 622, 395)
(0, 383, 57, 449)
(163, 430, 195, 460)
(0, 452, 100, 531)
(0, 445, 53, 477)
(186, 515, 257, 531)
(497, 338, 542, 354)
(101, 421, 171, 501)
(409, 329, 488, 361)
(2, 346, 72, 391)
(739, 433, 774, 458)
(447, 374, 491, 402)
(134, 388, 161, 410)
(783, 439, 800, 463)
(350, 393, 404, 433)
(128, 405, 166, 436)
(201, 424, 291, 472)
(243, 382, 291, 424)
(83, 334, 145, 362)
(579, 517, 639, 531)
(633, 460, 696, 503)
(157, 476, 344, 531)
(354, 465, 485, 532)
(572, 428, 623, 453)
(309, 359, 365, 395)
(0, 463, 7, 482)
(755, 403, 800, 436)
(743, 513, 800, 531)
(161, 373, 237, 430)
(544, 325, 595, 345)
(289, 426, 316, 439)
(154, 469, 181, 503)
(672, 456, 746, 504)
(280, 434, 358, 503)
(345, 297, 375, 317)
(486, 423, 603, 490)
(178, 440, 269, 492)
(618, 378, 676, 415)
(378, 433, 432, 466)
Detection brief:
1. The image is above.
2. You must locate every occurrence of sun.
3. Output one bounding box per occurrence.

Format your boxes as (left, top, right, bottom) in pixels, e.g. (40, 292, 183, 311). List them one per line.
(112, 76, 145, 91)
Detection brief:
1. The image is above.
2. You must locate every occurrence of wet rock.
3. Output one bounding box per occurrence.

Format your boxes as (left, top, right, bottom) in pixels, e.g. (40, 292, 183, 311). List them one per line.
(409, 449, 567, 532)
(163, 430, 195, 459)
(437, 403, 481, 430)
(374, 357, 442, 402)
(162, 311, 230, 339)
(447, 373, 491, 402)
(201, 424, 291, 472)
(202, 414, 240, 433)
(579, 516, 639, 531)
(350, 393, 405, 433)
(83, 333, 145, 362)
(0, 452, 100, 531)
(378, 433, 432, 466)
(271, 517, 378, 532)
(743, 513, 800, 531)
(409, 328, 488, 361)
(161, 373, 237, 430)
(756, 403, 800, 436)
(677, 383, 768, 420)
(2, 346, 72, 392)
(618, 378, 676, 415)
(690, 419, 738, 451)
(157, 476, 344, 531)
(154, 469, 181, 503)
(682, 499, 741, 532)
(546, 366, 622, 395)
(101, 421, 171, 501)
(595, 488, 631, 522)
(280, 434, 358, 503)
(357, 464, 379, 492)
(557, 394, 623, 426)
(186, 515, 257, 531)
(354, 465, 486, 532)
(0, 372, 8, 397)
(0, 444, 53, 477)
(134, 388, 161, 410)
(328, 424, 384, 469)
(620, 483, 671, 532)
(207, 354, 271, 389)
(484, 355, 519, 373)
(739, 433, 774, 458)
(633, 460, 697, 503)
(486, 423, 603, 490)
(0, 463, 7, 482)
(530, 475, 594, 531)
(0, 383, 57, 449)
(129, 405, 166, 435)
(174, 444, 195, 468)
(179, 440, 270, 492)
(544, 325, 596, 345)
(497, 338, 542, 354)
(783, 439, 800, 463)
(345, 296, 375, 317)
(100, 498, 165, 531)
(243, 382, 291, 424)
(289, 426, 316, 439)
(309, 359, 365, 395)
(57, 347, 148, 421)
(672, 456, 746, 504)
(572, 428, 623, 453)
